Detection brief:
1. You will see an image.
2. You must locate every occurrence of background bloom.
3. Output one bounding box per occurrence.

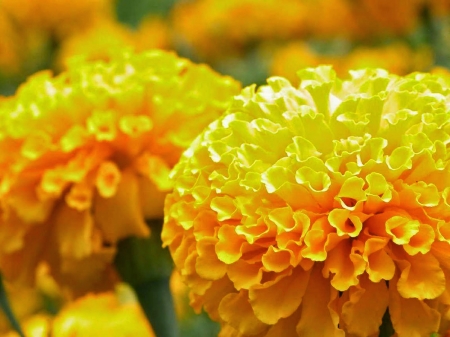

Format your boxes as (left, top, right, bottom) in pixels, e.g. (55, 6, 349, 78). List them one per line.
(1, 285, 155, 337)
(0, 49, 241, 294)
(163, 66, 450, 336)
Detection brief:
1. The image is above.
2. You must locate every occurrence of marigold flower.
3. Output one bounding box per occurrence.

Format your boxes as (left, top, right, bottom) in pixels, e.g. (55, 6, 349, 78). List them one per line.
(0, 50, 241, 293)
(56, 17, 172, 71)
(163, 66, 450, 336)
(51, 287, 155, 336)
(172, 0, 306, 59)
(0, 0, 113, 38)
(1, 286, 154, 337)
(270, 42, 433, 86)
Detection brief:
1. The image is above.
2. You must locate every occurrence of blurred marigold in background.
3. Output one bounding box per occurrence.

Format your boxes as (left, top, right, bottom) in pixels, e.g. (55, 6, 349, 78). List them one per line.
(0, 0, 113, 38)
(163, 66, 450, 336)
(56, 16, 172, 71)
(172, 0, 306, 59)
(0, 49, 241, 294)
(1, 285, 154, 337)
(172, 0, 430, 61)
(270, 42, 433, 85)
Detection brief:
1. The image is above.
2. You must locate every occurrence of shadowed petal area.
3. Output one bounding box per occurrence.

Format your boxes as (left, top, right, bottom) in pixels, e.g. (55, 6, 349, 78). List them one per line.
(389, 274, 440, 337)
(219, 291, 269, 336)
(340, 274, 389, 336)
(296, 264, 345, 337)
(394, 248, 446, 300)
(249, 267, 311, 325)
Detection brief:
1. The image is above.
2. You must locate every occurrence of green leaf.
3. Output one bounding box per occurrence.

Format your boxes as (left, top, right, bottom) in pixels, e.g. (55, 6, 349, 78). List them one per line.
(0, 274, 24, 337)
(114, 219, 179, 337)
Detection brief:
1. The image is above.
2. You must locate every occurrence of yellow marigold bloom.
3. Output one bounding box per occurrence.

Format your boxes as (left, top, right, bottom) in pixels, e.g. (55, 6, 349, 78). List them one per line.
(163, 66, 450, 336)
(0, 50, 241, 292)
(1, 314, 52, 337)
(1, 285, 154, 337)
(52, 288, 155, 336)
(172, 0, 306, 59)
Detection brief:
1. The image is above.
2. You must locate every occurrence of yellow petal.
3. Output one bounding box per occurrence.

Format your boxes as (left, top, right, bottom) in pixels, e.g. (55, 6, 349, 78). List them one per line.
(389, 274, 440, 337)
(249, 267, 311, 325)
(296, 263, 345, 337)
(341, 274, 389, 336)
(219, 291, 269, 336)
(93, 169, 149, 243)
(394, 249, 446, 300)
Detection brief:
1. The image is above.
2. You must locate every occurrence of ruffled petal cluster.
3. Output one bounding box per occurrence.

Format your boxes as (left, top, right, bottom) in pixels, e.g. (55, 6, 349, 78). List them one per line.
(163, 66, 450, 336)
(0, 50, 241, 291)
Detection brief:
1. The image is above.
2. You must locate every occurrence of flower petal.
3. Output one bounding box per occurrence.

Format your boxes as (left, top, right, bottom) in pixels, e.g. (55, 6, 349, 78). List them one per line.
(249, 267, 311, 325)
(296, 263, 345, 337)
(389, 274, 440, 337)
(340, 274, 389, 336)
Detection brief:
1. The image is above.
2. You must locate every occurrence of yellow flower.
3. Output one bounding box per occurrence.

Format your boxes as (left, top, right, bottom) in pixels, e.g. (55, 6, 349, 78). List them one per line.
(1, 314, 52, 337)
(1, 285, 154, 337)
(52, 287, 155, 337)
(0, 50, 241, 293)
(163, 66, 450, 336)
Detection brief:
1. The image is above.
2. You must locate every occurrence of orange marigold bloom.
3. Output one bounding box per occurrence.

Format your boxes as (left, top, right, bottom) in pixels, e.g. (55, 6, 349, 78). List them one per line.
(0, 50, 241, 293)
(56, 16, 172, 71)
(163, 66, 450, 336)
(0, 0, 113, 38)
(270, 42, 433, 86)
(172, 0, 306, 59)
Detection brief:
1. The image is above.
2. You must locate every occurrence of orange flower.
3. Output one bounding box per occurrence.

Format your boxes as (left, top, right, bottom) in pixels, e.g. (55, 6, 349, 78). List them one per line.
(163, 66, 450, 336)
(270, 42, 433, 86)
(0, 0, 113, 38)
(0, 50, 241, 294)
(172, 0, 306, 59)
(56, 16, 172, 71)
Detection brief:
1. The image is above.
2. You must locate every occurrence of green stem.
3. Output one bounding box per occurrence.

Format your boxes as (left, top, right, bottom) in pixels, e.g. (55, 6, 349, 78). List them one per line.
(379, 309, 395, 337)
(134, 278, 179, 337)
(0, 275, 24, 337)
(114, 219, 179, 337)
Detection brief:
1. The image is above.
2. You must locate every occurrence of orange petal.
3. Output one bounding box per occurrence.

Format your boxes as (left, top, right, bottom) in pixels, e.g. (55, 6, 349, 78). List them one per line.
(216, 224, 245, 264)
(261, 246, 292, 272)
(341, 274, 389, 336)
(95, 161, 121, 198)
(53, 205, 94, 259)
(323, 240, 366, 291)
(296, 263, 345, 337)
(219, 291, 269, 336)
(363, 236, 395, 282)
(195, 237, 227, 280)
(389, 274, 440, 337)
(228, 259, 263, 290)
(249, 267, 311, 325)
(394, 249, 446, 300)
(93, 169, 149, 243)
